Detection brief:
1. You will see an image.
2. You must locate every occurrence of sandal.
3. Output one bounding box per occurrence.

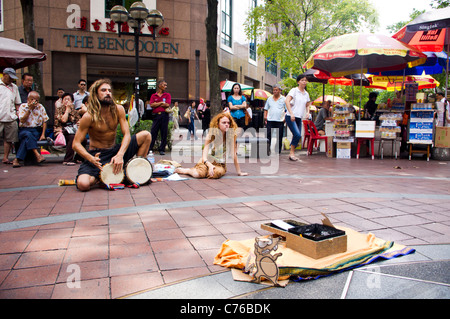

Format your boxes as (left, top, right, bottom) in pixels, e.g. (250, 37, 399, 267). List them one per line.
(289, 156, 299, 161)
(12, 160, 21, 168)
(63, 162, 76, 166)
(2, 160, 13, 165)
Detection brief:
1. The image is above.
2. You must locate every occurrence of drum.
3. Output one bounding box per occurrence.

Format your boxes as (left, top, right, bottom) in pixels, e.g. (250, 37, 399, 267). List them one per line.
(125, 157, 153, 185)
(99, 163, 124, 186)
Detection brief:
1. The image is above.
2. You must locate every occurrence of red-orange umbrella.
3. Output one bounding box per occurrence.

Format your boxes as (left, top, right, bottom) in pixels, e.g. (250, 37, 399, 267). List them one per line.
(243, 89, 272, 100)
(393, 7, 450, 97)
(313, 95, 347, 106)
(393, 26, 446, 53)
(366, 74, 440, 91)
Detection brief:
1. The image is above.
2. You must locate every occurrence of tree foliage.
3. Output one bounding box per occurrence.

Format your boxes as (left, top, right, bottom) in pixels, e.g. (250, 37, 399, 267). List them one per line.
(386, 9, 426, 34)
(245, 0, 378, 78)
(431, 0, 450, 9)
(244, 0, 378, 105)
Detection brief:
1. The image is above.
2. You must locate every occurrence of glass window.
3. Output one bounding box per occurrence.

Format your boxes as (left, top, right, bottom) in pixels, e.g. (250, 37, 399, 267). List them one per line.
(221, 0, 232, 47)
(105, 0, 135, 18)
(265, 57, 278, 76)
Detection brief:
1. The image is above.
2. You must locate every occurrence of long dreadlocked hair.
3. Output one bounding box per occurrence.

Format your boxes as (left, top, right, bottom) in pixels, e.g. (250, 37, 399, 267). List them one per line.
(86, 78, 118, 125)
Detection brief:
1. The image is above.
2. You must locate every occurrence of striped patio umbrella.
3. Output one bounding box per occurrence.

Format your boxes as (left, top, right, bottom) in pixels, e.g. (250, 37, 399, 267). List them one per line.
(303, 33, 427, 77)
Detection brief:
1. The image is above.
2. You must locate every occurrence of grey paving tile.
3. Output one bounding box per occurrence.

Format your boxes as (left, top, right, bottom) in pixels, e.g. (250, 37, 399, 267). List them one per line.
(128, 271, 262, 299)
(413, 244, 450, 261)
(240, 272, 350, 299)
(344, 269, 450, 299)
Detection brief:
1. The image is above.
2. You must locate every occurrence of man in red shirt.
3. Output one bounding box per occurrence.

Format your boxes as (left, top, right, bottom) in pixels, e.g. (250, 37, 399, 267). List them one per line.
(149, 80, 171, 155)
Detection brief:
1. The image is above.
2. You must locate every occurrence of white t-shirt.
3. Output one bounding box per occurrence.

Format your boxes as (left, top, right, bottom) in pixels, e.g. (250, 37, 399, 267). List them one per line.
(264, 95, 286, 122)
(287, 87, 310, 118)
(442, 98, 450, 127)
(0, 80, 21, 122)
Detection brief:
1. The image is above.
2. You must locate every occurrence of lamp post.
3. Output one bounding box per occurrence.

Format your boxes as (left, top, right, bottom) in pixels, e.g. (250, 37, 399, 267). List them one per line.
(110, 2, 164, 121)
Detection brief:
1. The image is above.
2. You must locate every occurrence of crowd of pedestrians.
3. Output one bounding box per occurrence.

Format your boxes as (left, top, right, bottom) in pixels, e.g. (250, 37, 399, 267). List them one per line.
(1, 68, 324, 190)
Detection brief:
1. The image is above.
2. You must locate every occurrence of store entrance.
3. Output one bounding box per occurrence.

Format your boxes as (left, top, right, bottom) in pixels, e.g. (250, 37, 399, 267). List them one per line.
(86, 54, 158, 107)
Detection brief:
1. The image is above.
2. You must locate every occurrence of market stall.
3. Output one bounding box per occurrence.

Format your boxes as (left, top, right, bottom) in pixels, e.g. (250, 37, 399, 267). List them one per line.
(302, 33, 450, 159)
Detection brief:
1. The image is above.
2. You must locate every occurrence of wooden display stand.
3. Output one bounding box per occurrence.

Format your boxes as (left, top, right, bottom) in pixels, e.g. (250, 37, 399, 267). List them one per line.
(408, 143, 431, 161)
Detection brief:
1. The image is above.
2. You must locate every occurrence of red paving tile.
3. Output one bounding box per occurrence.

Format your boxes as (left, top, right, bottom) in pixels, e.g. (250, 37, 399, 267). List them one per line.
(1, 265, 60, 290)
(14, 250, 66, 269)
(109, 254, 159, 277)
(51, 278, 110, 299)
(56, 260, 109, 283)
(63, 245, 109, 264)
(0, 285, 54, 299)
(111, 272, 164, 299)
(155, 250, 206, 271)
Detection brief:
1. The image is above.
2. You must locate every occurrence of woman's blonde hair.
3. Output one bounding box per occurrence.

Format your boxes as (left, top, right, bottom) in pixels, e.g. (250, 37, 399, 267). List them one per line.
(87, 79, 118, 125)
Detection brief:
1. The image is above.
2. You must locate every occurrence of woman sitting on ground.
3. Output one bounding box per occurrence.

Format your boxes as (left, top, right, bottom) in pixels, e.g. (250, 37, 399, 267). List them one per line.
(175, 112, 248, 179)
(54, 93, 82, 165)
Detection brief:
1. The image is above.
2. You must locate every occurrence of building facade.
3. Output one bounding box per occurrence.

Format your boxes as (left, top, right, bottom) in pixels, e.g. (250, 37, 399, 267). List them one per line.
(1, 0, 282, 113)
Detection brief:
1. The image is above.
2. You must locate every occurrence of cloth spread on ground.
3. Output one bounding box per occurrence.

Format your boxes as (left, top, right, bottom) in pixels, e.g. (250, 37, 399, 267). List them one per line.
(213, 226, 415, 282)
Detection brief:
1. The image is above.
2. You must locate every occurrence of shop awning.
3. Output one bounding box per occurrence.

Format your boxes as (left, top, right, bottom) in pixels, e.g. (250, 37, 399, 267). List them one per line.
(220, 80, 254, 92)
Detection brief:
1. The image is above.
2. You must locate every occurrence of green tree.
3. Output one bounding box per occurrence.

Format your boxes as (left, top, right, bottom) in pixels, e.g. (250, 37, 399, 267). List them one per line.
(206, 0, 221, 117)
(386, 8, 426, 34)
(245, 0, 378, 106)
(245, 0, 378, 79)
(20, 0, 45, 103)
(431, 0, 450, 8)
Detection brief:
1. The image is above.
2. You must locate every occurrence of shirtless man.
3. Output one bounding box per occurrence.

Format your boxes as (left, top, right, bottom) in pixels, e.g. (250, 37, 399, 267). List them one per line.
(72, 79, 151, 191)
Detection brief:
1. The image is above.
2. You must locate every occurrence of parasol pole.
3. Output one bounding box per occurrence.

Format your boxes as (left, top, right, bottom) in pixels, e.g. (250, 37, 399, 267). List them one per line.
(447, 39, 449, 99)
(402, 69, 406, 110)
(333, 81, 336, 105)
(359, 58, 363, 120)
(352, 79, 355, 106)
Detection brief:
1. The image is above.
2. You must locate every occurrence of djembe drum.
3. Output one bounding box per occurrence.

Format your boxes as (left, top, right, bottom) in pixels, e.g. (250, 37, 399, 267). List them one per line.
(99, 163, 124, 186)
(125, 157, 153, 185)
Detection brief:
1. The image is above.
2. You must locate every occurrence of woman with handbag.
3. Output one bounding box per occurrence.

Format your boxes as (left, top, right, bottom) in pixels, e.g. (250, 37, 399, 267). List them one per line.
(54, 93, 82, 165)
(187, 101, 199, 140)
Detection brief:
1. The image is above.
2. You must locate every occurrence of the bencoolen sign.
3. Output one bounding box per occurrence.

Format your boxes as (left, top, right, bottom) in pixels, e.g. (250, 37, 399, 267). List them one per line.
(63, 34, 179, 55)
(65, 3, 178, 55)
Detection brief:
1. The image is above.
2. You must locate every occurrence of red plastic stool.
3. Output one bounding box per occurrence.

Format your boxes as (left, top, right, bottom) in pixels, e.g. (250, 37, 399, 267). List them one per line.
(356, 137, 375, 160)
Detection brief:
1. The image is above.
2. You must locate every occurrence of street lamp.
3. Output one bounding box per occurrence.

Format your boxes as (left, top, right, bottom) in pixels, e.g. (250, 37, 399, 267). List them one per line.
(110, 2, 164, 121)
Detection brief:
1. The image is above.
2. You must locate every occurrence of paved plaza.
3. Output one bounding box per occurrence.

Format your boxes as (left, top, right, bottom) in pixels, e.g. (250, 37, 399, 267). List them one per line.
(0, 130, 449, 300)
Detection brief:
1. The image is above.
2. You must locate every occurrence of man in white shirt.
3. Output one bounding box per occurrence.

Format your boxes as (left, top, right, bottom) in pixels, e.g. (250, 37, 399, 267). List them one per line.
(73, 79, 89, 109)
(264, 84, 286, 154)
(436, 91, 449, 127)
(0, 68, 22, 165)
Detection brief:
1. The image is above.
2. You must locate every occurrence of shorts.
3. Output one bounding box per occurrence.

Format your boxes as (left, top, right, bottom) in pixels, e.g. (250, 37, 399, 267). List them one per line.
(194, 161, 227, 179)
(0, 121, 19, 143)
(76, 135, 139, 182)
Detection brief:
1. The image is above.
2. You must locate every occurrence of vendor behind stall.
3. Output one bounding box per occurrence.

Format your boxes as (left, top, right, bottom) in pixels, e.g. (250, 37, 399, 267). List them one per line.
(364, 92, 378, 120)
(314, 100, 332, 136)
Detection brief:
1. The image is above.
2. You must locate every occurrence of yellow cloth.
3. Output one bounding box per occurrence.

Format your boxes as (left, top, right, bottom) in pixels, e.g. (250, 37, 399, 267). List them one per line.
(58, 179, 76, 186)
(214, 226, 407, 279)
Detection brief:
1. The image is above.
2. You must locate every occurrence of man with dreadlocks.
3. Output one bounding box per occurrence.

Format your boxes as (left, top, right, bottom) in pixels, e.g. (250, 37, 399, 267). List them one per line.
(73, 79, 151, 191)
